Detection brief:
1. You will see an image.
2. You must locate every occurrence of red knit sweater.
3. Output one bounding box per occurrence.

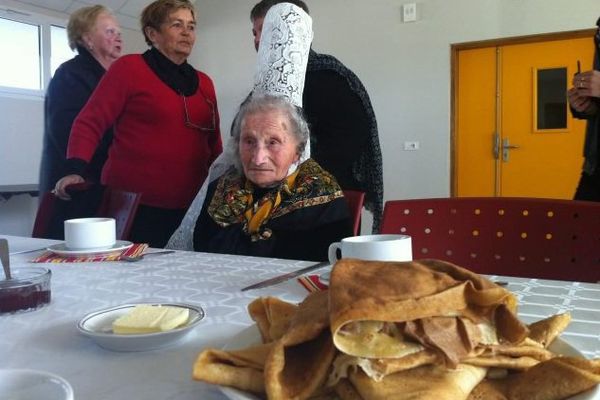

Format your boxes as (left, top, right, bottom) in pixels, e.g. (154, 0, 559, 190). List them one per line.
(67, 54, 222, 209)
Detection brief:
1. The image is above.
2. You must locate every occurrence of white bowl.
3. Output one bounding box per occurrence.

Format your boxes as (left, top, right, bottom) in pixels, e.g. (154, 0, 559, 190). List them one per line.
(64, 217, 116, 250)
(0, 369, 73, 400)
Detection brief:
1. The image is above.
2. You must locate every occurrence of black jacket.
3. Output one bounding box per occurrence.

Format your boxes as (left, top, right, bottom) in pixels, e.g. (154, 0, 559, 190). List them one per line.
(39, 46, 113, 194)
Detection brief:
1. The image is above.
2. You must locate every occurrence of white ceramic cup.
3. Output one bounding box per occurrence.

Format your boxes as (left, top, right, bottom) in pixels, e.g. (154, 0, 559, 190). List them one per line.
(64, 217, 116, 250)
(328, 234, 413, 264)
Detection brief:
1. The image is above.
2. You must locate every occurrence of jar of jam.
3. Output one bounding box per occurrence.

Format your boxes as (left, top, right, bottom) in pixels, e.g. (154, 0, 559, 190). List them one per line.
(0, 267, 51, 314)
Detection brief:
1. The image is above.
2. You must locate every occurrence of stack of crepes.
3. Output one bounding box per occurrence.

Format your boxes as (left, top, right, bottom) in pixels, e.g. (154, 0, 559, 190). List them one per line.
(193, 259, 600, 399)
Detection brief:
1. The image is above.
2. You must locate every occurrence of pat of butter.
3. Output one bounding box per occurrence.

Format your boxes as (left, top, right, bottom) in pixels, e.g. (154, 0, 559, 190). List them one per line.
(112, 305, 189, 334)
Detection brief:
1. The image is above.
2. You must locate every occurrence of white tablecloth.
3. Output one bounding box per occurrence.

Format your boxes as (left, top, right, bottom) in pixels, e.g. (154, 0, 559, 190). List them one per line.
(1, 235, 599, 399)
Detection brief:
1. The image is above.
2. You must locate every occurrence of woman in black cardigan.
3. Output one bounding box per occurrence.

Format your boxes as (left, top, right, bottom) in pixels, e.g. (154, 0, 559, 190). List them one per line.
(39, 4, 122, 195)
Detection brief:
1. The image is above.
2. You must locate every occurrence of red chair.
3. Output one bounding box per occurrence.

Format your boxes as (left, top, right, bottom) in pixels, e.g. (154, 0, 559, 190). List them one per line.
(380, 197, 600, 283)
(95, 189, 141, 240)
(32, 184, 141, 241)
(343, 190, 365, 236)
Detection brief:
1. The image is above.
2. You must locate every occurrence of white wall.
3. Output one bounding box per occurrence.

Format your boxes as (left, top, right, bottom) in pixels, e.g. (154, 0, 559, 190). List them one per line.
(1, 0, 598, 236)
(189, 0, 598, 232)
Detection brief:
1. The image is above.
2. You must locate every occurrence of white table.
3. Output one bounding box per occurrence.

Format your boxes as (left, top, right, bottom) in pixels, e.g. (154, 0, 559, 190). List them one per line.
(1, 235, 599, 399)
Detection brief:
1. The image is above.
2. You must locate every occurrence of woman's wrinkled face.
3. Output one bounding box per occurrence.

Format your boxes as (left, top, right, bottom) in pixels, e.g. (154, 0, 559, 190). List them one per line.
(239, 109, 300, 188)
(87, 12, 122, 61)
(149, 8, 196, 63)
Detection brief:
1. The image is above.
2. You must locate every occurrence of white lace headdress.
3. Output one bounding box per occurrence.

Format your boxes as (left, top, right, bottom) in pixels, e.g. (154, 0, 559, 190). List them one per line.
(254, 3, 313, 108)
(167, 3, 313, 250)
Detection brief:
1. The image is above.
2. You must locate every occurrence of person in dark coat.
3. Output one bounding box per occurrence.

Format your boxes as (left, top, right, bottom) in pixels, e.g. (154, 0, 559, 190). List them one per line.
(568, 17, 600, 201)
(39, 4, 122, 195)
(249, 0, 384, 231)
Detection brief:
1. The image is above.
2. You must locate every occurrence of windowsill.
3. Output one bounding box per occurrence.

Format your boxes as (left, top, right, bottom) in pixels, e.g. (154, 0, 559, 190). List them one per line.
(0, 184, 39, 200)
(0, 86, 43, 99)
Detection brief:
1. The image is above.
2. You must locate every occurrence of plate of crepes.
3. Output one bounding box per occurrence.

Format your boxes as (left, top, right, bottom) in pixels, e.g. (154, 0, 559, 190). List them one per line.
(78, 302, 204, 351)
(192, 259, 600, 400)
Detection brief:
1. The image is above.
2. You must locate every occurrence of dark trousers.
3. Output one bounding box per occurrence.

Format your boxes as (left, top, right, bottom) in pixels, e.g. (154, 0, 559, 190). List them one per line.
(128, 205, 186, 248)
(574, 170, 600, 202)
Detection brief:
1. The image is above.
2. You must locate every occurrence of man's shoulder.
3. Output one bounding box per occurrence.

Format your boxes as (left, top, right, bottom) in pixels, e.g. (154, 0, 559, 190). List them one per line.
(308, 50, 348, 71)
(307, 50, 364, 87)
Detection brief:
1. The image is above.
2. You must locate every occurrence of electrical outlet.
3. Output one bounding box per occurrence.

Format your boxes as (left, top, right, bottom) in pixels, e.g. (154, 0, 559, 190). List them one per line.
(404, 141, 420, 151)
(403, 3, 417, 22)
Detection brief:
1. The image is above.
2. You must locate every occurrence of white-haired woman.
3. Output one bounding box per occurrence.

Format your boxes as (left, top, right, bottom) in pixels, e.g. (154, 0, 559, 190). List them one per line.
(192, 94, 352, 261)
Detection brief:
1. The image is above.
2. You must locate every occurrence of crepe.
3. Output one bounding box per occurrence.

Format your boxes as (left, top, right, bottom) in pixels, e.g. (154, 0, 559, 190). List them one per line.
(264, 291, 336, 400)
(194, 292, 335, 400)
(467, 357, 600, 400)
(249, 296, 299, 343)
(348, 363, 487, 400)
(329, 259, 528, 370)
(192, 343, 273, 394)
(527, 312, 571, 348)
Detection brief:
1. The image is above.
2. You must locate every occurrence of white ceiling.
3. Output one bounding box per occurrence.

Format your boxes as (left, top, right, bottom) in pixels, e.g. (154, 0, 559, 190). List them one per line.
(4, 0, 197, 30)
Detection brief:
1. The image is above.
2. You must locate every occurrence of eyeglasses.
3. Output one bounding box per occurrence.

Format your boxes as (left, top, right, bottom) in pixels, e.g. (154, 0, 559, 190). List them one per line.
(182, 89, 216, 132)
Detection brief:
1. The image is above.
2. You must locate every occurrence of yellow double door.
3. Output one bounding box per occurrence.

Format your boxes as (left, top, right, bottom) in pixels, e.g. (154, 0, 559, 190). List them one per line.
(455, 35, 593, 198)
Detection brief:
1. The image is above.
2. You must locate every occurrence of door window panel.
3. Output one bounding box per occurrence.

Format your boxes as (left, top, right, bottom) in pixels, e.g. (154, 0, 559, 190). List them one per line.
(536, 67, 567, 130)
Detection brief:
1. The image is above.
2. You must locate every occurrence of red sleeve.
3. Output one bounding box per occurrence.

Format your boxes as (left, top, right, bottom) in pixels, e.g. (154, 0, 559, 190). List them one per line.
(199, 71, 223, 165)
(67, 56, 133, 161)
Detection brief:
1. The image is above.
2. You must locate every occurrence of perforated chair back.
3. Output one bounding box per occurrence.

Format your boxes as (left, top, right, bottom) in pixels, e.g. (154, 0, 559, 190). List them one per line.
(380, 197, 600, 282)
(343, 190, 365, 235)
(32, 184, 141, 241)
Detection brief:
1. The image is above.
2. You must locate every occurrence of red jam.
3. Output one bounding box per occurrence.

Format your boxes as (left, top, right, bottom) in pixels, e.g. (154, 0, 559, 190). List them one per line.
(0, 268, 51, 314)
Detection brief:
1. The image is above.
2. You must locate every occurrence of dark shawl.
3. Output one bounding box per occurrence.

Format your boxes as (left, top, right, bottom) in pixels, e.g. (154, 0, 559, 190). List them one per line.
(193, 159, 353, 261)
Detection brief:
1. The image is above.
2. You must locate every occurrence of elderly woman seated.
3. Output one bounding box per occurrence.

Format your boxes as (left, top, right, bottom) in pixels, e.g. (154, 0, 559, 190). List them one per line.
(192, 94, 353, 261)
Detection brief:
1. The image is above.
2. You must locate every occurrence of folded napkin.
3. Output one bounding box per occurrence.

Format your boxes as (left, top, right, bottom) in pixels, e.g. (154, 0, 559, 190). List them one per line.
(31, 243, 148, 263)
(297, 274, 329, 293)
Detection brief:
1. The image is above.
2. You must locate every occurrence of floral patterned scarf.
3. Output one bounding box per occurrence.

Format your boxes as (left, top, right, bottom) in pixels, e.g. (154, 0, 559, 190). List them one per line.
(208, 159, 343, 241)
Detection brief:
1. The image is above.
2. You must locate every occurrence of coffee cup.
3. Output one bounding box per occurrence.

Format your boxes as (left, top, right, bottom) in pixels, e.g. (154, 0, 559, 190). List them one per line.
(64, 218, 116, 250)
(328, 234, 413, 264)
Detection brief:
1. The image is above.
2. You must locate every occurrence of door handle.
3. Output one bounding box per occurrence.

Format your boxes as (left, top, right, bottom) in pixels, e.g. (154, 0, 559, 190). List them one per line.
(493, 132, 500, 159)
(502, 138, 520, 162)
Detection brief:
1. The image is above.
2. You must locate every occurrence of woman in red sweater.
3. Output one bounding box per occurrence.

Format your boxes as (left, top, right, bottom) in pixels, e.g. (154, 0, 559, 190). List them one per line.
(54, 0, 222, 247)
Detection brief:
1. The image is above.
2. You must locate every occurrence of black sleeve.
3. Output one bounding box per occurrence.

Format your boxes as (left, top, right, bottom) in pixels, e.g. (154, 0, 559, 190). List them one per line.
(272, 197, 353, 262)
(44, 63, 112, 183)
(45, 66, 95, 169)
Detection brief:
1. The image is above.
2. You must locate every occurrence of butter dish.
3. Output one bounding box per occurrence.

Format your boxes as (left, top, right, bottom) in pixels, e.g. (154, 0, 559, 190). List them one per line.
(78, 302, 204, 352)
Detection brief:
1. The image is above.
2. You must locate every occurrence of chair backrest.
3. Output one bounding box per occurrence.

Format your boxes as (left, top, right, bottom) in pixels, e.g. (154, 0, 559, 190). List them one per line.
(32, 184, 141, 241)
(343, 190, 365, 235)
(96, 188, 141, 241)
(31, 191, 60, 239)
(380, 197, 600, 283)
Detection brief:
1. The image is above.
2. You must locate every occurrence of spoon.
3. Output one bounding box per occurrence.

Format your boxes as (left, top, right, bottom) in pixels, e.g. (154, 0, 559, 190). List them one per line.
(120, 250, 175, 262)
(0, 238, 11, 280)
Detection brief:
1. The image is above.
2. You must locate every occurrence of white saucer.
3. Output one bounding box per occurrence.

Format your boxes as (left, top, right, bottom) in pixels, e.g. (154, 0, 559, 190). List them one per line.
(319, 271, 331, 284)
(0, 369, 73, 400)
(78, 302, 205, 352)
(47, 241, 133, 257)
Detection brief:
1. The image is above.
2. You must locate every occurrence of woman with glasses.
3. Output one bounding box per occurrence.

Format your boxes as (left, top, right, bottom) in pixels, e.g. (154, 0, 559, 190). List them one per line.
(54, 0, 223, 247)
(568, 16, 600, 201)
